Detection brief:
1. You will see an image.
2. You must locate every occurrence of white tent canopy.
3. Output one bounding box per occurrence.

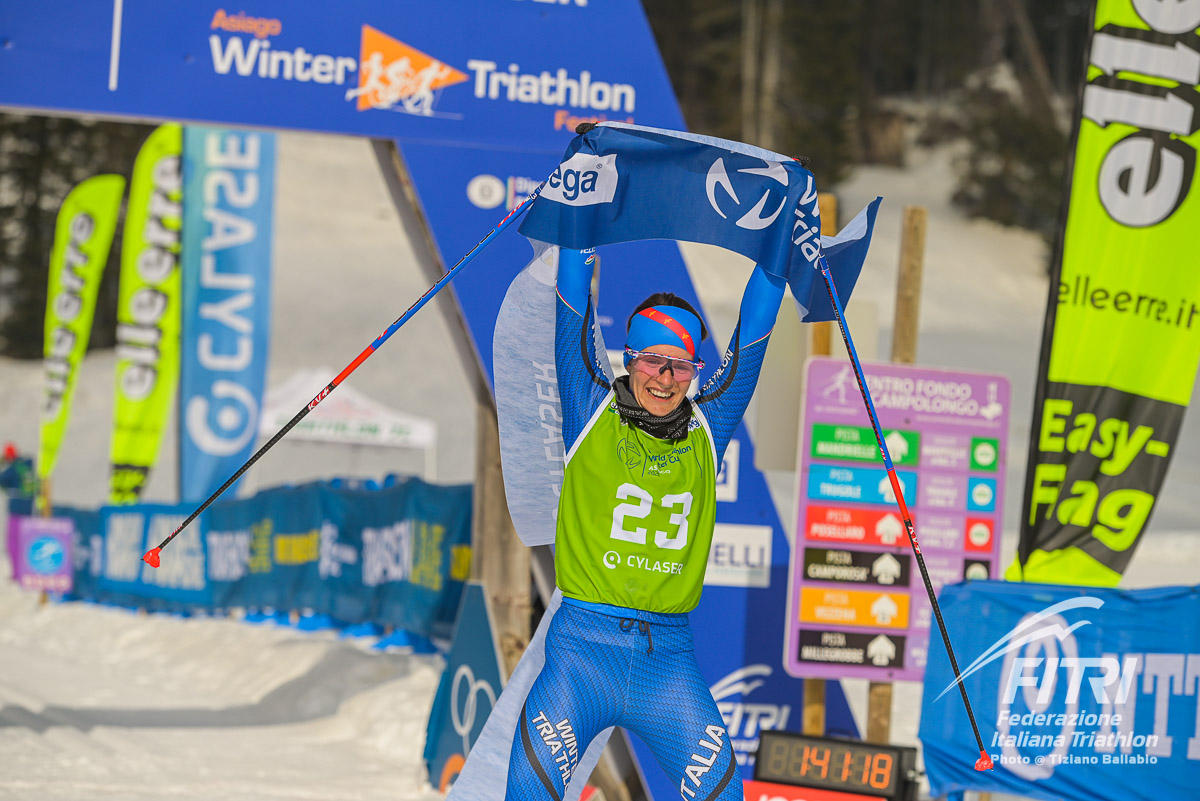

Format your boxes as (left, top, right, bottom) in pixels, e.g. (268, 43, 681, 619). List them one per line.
(258, 368, 437, 478)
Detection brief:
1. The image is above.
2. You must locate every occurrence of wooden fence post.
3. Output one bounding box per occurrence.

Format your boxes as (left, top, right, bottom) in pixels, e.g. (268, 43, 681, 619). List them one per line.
(867, 205, 927, 744)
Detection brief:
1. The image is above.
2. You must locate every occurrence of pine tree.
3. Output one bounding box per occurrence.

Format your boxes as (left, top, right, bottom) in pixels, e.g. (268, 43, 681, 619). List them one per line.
(0, 114, 149, 358)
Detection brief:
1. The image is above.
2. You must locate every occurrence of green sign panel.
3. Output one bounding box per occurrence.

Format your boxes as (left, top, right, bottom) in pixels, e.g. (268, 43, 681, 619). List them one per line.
(810, 424, 919, 467)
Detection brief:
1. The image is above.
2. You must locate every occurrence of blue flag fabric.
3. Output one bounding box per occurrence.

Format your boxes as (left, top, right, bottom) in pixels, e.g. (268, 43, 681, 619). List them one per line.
(517, 122, 880, 320)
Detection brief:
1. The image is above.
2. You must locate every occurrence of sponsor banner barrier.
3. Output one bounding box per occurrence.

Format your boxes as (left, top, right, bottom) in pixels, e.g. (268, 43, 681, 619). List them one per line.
(920, 580, 1198, 801)
(1014, 0, 1200, 585)
(38, 174, 126, 485)
(787, 357, 1011, 681)
(179, 126, 276, 503)
(110, 123, 184, 503)
(11, 477, 471, 640)
(7, 515, 74, 593)
(0, 0, 673, 152)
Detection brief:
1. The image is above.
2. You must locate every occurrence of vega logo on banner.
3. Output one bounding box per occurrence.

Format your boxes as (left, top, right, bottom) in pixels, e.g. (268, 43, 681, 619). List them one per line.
(179, 127, 276, 504)
(110, 123, 184, 504)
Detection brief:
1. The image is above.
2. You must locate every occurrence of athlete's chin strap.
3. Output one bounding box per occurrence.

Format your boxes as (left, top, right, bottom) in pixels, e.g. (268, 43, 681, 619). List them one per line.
(619, 618, 654, 654)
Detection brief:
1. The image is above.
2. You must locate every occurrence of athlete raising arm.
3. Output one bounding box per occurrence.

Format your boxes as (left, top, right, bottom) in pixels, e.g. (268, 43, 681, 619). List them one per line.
(504, 247, 785, 801)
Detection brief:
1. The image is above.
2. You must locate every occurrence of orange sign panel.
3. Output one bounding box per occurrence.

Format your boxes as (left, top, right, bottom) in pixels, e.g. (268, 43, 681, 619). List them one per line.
(798, 587, 910, 630)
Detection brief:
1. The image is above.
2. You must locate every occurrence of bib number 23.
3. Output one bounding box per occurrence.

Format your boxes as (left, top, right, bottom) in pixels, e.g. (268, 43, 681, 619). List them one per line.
(610, 483, 692, 550)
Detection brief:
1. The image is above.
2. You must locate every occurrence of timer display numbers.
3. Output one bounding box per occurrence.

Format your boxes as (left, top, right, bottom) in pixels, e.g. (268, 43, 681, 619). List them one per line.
(754, 731, 917, 800)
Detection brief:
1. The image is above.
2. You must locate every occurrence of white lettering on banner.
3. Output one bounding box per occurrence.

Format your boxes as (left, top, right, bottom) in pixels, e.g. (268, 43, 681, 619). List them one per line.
(43, 211, 97, 421)
(185, 132, 264, 464)
(532, 361, 565, 502)
(210, 37, 357, 85)
(953, 596, 1200, 779)
(710, 665, 791, 766)
(791, 174, 820, 264)
(105, 513, 145, 581)
(362, 521, 413, 586)
(208, 529, 251, 581)
(466, 60, 635, 112)
(117, 152, 181, 400)
(1083, 6, 1200, 226)
(704, 523, 771, 588)
(542, 153, 619, 206)
(319, 520, 357, 578)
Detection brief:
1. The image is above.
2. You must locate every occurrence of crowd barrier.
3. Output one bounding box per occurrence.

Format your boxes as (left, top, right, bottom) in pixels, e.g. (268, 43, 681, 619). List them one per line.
(7, 476, 473, 642)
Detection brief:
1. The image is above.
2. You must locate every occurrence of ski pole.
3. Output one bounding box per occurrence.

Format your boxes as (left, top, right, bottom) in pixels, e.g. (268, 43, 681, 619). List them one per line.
(144, 183, 544, 568)
(817, 255, 994, 772)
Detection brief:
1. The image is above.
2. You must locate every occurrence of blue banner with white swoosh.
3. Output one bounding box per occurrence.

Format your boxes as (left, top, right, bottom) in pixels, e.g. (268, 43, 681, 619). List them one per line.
(179, 126, 275, 504)
(518, 123, 880, 321)
(920, 580, 1199, 801)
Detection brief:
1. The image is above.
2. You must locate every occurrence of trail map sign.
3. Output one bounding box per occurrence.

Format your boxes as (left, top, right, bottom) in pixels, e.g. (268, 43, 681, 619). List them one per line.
(785, 357, 1011, 681)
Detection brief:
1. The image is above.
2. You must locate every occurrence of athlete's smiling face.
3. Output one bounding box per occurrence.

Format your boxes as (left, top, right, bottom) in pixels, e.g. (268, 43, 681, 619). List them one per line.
(629, 344, 692, 417)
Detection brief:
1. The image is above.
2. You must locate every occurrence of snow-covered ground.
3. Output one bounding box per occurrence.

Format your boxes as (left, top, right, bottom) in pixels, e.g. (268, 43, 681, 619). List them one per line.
(1, 131, 1196, 800)
(0, 547, 444, 801)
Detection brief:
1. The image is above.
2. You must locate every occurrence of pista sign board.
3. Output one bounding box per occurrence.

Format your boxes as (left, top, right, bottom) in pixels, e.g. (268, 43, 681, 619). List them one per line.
(784, 357, 1011, 681)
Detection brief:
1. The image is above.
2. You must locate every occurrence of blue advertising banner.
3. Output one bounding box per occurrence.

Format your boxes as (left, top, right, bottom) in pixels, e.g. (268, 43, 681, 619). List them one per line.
(424, 582, 504, 793)
(100, 503, 211, 605)
(920, 580, 1200, 801)
(0, 0, 675, 151)
(179, 126, 276, 503)
(20, 477, 472, 640)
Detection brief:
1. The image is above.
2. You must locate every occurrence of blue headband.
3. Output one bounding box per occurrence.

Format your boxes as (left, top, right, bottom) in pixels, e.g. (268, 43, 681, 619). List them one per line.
(625, 305, 703, 359)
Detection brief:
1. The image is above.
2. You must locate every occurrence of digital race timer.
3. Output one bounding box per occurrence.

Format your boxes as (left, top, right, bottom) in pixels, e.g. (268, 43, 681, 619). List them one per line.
(753, 731, 918, 800)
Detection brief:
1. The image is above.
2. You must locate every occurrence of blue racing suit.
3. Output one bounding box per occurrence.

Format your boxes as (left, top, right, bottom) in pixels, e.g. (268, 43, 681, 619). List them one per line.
(505, 249, 784, 801)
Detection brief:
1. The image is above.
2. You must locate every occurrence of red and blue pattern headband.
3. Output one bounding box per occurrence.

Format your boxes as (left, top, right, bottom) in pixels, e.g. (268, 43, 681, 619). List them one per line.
(625, 305, 702, 359)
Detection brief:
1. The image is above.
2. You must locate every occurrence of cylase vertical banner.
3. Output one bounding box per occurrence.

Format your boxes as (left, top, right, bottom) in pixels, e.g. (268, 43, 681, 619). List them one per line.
(179, 127, 275, 504)
(38, 174, 126, 486)
(1014, 0, 1200, 586)
(110, 123, 184, 503)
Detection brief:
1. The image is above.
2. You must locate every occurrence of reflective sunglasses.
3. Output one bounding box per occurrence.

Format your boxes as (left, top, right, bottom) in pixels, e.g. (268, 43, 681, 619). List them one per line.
(625, 347, 705, 381)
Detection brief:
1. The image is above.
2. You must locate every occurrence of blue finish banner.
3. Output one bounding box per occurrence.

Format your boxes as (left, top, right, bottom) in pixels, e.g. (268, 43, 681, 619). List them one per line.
(518, 124, 879, 322)
(29, 478, 472, 640)
(920, 580, 1200, 801)
(179, 126, 276, 503)
(0, 0, 676, 152)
